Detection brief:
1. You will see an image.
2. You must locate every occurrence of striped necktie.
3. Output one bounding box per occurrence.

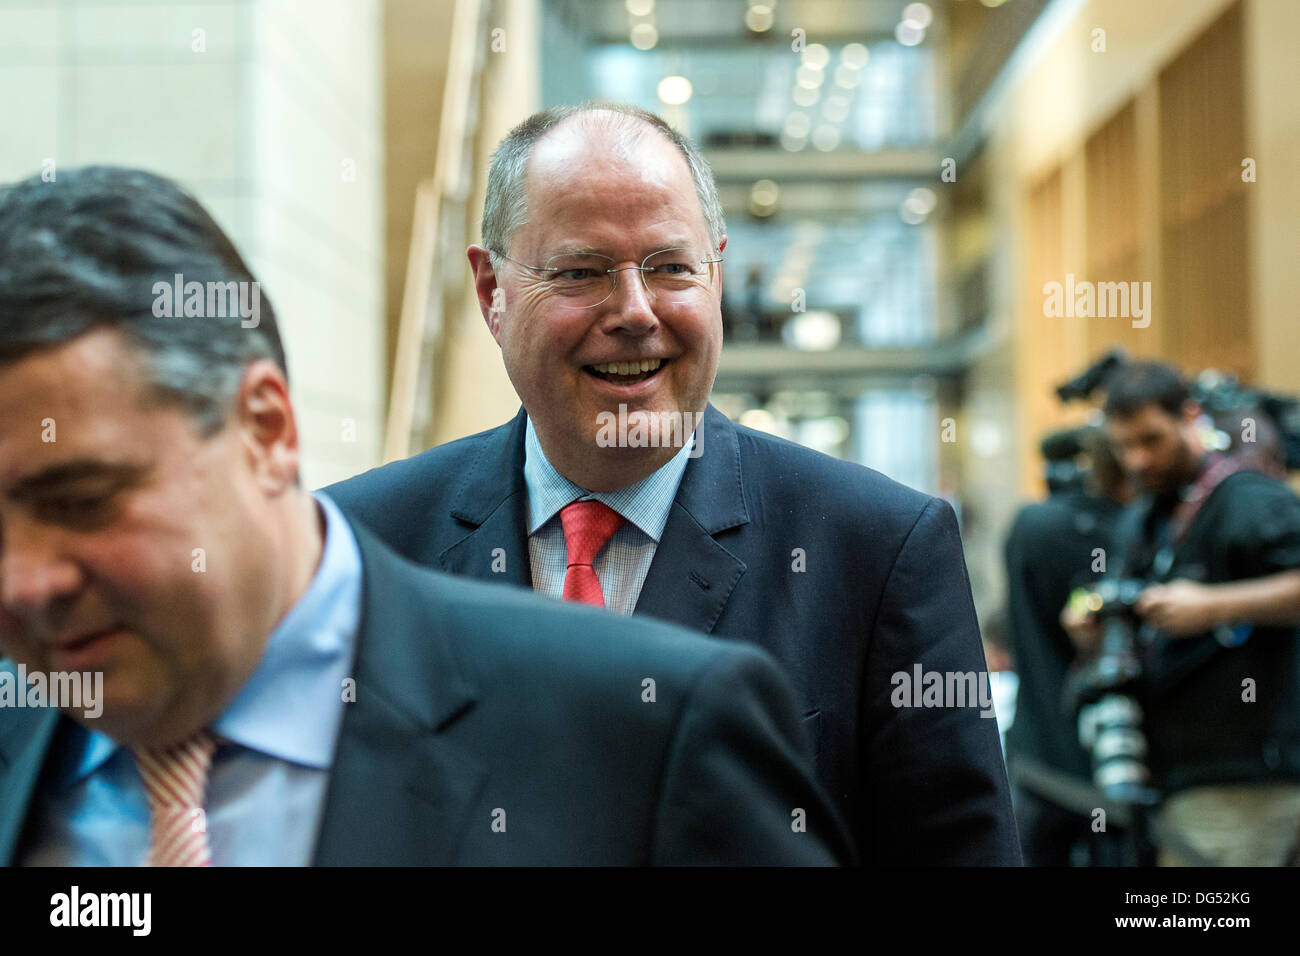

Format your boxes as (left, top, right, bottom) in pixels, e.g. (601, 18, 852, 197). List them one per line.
(133, 730, 218, 867)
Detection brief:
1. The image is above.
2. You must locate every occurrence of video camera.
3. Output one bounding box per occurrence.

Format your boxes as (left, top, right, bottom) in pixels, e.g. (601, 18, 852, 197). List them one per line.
(1053, 350, 1300, 470)
(1063, 579, 1157, 804)
(1038, 424, 1101, 496)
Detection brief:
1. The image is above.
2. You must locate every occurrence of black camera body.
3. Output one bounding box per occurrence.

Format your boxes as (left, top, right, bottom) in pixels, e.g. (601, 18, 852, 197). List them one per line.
(1064, 579, 1161, 807)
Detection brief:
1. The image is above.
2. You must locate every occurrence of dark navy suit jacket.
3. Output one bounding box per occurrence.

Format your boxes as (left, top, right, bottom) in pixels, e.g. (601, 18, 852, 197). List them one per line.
(0, 518, 850, 866)
(326, 405, 1022, 864)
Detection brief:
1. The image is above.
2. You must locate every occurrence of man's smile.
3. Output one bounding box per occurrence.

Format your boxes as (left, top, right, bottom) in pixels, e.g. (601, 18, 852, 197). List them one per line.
(582, 357, 670, 386)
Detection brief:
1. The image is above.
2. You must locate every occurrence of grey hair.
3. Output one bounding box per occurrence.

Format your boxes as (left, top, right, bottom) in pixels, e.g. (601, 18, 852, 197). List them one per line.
(0, 166, 287, 438)
(482, 102, 726, 268)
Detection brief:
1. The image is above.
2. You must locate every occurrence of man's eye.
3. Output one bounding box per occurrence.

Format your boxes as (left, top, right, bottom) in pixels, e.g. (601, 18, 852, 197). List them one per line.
(41, 495, 110, 520)
(553, 268, 600, 281)
(652, 262, 693, 275)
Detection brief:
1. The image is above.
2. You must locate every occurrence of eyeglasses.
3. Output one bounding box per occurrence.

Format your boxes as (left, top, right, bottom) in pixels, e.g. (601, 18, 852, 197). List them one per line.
(491, 247, 724, 309)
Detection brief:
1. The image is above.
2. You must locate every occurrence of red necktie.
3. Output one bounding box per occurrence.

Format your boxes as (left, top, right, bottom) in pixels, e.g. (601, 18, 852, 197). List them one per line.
(133, 730, 217, 867)
(560, 500, 625, 607)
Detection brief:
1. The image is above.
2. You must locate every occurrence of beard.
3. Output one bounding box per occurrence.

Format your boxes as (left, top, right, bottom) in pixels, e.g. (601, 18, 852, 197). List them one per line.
(1146, 441, 1201, 498)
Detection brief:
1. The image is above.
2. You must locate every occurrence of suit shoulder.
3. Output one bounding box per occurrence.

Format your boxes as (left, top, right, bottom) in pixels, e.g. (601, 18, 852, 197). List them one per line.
(440, 573, 766, 681)
(354, 534, 763, 709)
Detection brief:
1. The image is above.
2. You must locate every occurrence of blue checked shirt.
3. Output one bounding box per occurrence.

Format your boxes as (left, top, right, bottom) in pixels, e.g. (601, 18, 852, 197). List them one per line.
(524, 416, 696, 615)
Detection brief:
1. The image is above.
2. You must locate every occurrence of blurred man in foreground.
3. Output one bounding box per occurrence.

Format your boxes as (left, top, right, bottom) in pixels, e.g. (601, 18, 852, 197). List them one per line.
(0, 166, 850, 866)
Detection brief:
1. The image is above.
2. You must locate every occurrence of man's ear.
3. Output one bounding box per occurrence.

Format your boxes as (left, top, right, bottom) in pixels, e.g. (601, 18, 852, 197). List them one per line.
(236, 360, 300, 495)
(715, 234, 727, 297)
(1181, 399, 1202, 426)
(467, 244, 505, 345)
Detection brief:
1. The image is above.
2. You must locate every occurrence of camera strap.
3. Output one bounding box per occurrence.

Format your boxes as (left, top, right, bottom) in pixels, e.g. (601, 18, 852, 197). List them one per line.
(1167, 452, 1259, 549)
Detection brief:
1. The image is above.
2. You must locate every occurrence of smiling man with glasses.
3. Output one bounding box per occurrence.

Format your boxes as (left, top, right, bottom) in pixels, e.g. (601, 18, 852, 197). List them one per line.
(328, 103, 1022, 865)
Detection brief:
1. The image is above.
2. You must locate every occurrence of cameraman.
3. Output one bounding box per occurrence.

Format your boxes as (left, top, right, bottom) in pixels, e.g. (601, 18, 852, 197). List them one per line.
(1005, 430, 1132, 865)
(1063, 361, 1300, 865)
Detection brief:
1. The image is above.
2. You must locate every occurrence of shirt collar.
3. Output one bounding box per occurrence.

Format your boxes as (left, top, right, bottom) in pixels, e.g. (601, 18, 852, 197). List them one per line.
(523, 415, 695, 542)
(60, 491, 363, 785)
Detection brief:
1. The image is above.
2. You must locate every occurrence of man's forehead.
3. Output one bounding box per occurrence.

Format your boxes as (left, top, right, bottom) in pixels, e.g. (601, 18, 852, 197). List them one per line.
(528, 116, 692, 191)
(517, 121, 707, 260)
(1108, 409, 1172, 435)
(0, 331, 153, 487)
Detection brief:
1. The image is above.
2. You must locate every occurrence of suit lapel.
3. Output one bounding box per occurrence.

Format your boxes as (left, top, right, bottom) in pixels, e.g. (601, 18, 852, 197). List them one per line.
(314, 527, 488, 865)
(436, 404, 752, 634)
(634, 405, 750, 634)
(0, 704, 59, 865)
(439, 408, 531, 588)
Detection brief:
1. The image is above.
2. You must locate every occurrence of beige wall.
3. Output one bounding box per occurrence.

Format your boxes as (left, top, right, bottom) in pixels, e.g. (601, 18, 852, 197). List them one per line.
(248, 0, 386, 488)
(428, 0, 538, 446)
(998, 0, 1239, 187)
(0, 0, 387, 489)
(956, 0, 1300, 614)
(976, 0, 1278, 498)
(1245, 0, 1300, 395)
(383, 0, 454, 403)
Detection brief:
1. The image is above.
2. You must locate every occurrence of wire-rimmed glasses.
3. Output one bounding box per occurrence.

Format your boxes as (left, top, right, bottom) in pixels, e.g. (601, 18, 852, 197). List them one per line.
(491, 247, 724, 308)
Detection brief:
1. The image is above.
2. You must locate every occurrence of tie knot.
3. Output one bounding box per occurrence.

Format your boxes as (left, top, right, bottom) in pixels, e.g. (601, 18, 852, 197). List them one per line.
(133, 730, 217, 810)
(559, 500, 626, 568)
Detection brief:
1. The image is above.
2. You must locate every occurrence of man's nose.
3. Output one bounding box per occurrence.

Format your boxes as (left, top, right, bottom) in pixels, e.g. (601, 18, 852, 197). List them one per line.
(602, 267, 659, 334)
(0, 529, 83, 617)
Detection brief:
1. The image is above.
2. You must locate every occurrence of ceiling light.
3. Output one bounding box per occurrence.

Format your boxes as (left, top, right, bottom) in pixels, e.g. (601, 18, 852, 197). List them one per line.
(811, 125, 840, 151)
(739, 409, 780, 434)
(625, 0, 654, 15)
(795, 65, 825, 89)
(792, 85, 820, 107)
(748, 178, 780, 217)
(906, 187, 937, 216)
(780, 131, 808, 152)
(783, 112, 812, 136)
(902, 3, 933, 28)
(630, 22, 658, 49)
(840, 43, 869, 69)
(745, 4, 774, 32)
(895, 21, 924, 46)
(657, 75, 693, 105)
(823, 97, 850, 122)
(834, 65, 861, 88)
(801, 43, 830, 70)
(783, 311, 842, 351)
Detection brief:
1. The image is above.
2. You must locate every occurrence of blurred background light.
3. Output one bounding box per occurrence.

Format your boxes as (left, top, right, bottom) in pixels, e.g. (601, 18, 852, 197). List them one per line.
(629, 22, 658, 49)
(744, 3, 775, 33)
(895, 21, 925, 46)
(657, 75, 693, 104)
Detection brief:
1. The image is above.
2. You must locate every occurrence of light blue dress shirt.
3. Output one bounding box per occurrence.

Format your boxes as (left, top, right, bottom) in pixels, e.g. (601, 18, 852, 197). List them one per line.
(21, 492, 362, 866)
(523, 416, 695, 615)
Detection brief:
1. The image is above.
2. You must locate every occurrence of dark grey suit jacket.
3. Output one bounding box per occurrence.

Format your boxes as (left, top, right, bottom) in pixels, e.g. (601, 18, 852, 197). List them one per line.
(326, 405, 1022, 864)
(0, 519, 851, 865)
